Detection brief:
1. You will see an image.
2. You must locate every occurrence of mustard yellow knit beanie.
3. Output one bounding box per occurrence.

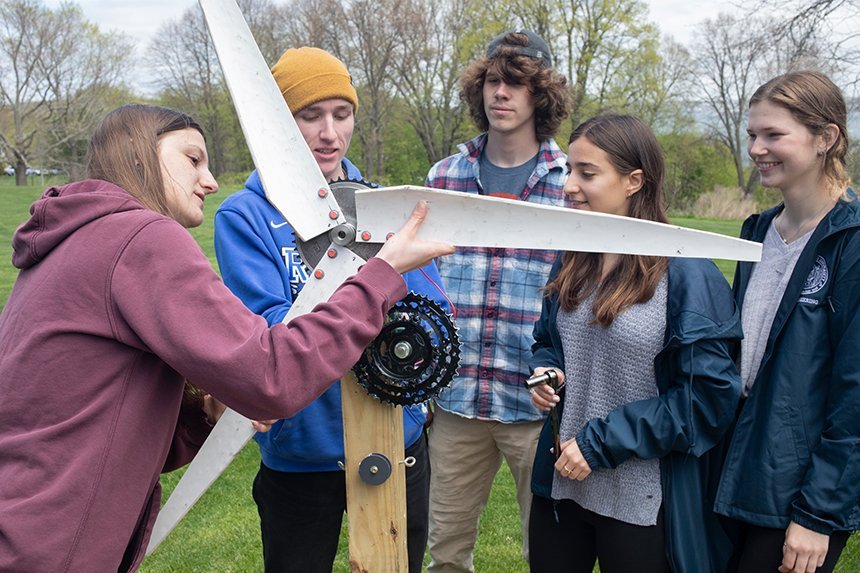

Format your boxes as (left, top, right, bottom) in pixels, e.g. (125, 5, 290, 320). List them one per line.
(271, 47, 359, 114)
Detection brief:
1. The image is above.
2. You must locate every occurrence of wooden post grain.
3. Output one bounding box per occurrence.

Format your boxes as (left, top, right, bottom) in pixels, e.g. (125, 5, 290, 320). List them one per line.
(340, 371, 409, 572)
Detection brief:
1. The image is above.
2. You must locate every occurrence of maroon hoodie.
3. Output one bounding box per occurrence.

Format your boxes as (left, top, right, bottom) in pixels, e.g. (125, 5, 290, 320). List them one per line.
(0, 180, 406, 572)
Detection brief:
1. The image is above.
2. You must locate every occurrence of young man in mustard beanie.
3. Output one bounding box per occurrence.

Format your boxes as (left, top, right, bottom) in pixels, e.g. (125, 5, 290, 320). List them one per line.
(270, 46, 359, 181)
(213, 46, 450, 573)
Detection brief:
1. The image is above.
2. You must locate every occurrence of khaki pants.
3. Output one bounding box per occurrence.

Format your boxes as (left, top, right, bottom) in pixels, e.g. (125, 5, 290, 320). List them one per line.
(427, 407, 543, 573)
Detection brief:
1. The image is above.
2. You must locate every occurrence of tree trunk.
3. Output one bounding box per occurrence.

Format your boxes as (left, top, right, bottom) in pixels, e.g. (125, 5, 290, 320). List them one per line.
(743, 166, 760, 198)
(734, 153, 745, 190)
(15, 159, 27, 187)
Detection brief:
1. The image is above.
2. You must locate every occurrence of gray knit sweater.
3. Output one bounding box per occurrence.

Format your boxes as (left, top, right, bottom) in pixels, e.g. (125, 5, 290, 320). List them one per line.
(552, 276, 668, 526)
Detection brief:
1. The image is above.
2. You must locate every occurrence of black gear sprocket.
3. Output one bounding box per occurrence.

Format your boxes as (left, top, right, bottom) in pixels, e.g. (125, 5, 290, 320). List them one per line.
(353, 292, 459, 405)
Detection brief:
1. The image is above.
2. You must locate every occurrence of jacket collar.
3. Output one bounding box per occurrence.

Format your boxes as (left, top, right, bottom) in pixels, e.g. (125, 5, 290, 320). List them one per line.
(743, 198, 860, 244)
(735, 198, 860, 374)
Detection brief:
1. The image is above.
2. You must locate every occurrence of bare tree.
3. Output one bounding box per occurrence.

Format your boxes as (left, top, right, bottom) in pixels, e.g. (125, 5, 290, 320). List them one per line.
(147, 0, 288, 175)
(279, 0, 342, 49)
(693, 13, 831, 195)
(695, 14, 770, 194)
(388, 0, 475, 164)
(0, 0, 131, 185)
(237, 0, 291, 66)
(148, 6, 235, 175)
(335, 0, 401, 179)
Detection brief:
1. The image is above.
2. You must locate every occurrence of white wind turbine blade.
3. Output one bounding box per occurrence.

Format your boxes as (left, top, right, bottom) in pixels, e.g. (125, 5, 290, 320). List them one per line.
(147, 245, 365, 555)
(198, 0, 345, 241)
(146, 408, 255, 555)
(355, 186, 762, 262)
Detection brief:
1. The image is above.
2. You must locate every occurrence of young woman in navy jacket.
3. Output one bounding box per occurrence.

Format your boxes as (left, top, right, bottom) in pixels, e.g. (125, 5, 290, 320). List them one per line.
(714, 71, 860, 573)
(528, 114, 742, 573)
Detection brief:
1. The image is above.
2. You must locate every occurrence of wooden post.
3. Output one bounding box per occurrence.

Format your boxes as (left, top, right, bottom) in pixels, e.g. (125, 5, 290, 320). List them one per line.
(340, 371, 409, 572)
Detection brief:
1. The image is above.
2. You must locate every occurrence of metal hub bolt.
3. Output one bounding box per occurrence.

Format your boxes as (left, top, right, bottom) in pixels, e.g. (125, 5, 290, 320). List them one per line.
(393, 341, 413, 359)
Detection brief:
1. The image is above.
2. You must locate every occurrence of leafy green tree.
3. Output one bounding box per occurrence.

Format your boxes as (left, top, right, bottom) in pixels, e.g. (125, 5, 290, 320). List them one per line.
(659, 132, 738, 211)
(486, 0, 692, 134)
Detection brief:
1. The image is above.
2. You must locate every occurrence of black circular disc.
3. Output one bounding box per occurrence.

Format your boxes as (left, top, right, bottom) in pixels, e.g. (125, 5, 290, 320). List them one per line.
(353, 292, 460, 405)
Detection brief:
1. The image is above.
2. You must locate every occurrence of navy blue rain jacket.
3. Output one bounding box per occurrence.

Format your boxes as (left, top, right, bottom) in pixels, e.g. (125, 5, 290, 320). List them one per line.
(531, 257, 742, 573)
(715, 199, 860, 535)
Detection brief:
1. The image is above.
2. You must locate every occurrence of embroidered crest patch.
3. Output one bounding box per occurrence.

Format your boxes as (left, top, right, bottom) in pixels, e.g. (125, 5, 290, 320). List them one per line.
(801, 255, 829, 295)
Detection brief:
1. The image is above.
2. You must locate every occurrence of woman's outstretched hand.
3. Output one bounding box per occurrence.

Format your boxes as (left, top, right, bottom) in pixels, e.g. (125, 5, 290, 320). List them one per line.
(376, 201, 455, 274)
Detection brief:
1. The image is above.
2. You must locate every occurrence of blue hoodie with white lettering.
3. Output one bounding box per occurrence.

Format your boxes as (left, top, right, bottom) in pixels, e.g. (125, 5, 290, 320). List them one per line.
(214, 162, 451, 472)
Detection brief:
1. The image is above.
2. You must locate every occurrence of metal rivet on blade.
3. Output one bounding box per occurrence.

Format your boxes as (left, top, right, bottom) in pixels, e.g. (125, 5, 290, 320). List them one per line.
(314, 269, 325, 279)
(318, 188, 328, 197)
(361, 231, 372, 241)
(327, 249, 337, 259)
(329, 210, 339, 220)
(386, 232, 394, 240)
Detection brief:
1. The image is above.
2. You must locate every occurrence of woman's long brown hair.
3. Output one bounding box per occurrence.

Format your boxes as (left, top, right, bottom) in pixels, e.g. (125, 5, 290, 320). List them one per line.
(86, 103, 204, 219)
(545, 114, 669, 327)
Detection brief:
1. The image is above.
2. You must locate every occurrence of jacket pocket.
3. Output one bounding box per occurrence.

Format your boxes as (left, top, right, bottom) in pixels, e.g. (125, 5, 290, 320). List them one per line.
(773, 405, 810, 485)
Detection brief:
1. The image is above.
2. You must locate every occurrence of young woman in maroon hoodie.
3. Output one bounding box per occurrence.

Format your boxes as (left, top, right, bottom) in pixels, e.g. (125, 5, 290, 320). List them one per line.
(0, 104, 453, 572)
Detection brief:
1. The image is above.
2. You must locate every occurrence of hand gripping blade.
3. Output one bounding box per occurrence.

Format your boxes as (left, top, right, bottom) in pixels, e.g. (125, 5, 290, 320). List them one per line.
(198, 0, 345, 241)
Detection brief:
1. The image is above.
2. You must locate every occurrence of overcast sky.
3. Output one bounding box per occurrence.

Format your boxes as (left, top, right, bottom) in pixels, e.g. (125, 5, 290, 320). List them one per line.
(40, 0, 860, 98)
(45, 0, 729, 51)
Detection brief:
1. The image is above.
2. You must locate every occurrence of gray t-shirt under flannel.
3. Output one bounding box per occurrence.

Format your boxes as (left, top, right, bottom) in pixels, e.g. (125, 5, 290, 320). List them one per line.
(552, 276, 668, 526)
(478, 151, 538, 197)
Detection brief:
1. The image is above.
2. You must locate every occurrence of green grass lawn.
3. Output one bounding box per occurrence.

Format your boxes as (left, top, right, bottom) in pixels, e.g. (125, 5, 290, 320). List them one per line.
(0, 178, 857, 571)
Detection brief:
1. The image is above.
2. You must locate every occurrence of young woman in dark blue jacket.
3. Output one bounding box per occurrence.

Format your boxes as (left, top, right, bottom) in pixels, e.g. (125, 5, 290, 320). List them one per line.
(714, 71, 860, 573)
(527, 114, 742, 573)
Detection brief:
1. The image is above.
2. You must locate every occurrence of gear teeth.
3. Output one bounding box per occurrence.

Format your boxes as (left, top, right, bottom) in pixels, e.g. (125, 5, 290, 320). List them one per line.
(353, 292, 460, 405)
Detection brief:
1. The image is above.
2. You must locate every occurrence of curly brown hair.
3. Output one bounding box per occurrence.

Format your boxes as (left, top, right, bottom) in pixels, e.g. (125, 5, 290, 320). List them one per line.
(460, 33, 571, 141)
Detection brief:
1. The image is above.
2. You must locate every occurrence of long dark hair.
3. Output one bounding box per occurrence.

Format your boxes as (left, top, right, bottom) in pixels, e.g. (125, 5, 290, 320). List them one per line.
(545, 114, 669, 326)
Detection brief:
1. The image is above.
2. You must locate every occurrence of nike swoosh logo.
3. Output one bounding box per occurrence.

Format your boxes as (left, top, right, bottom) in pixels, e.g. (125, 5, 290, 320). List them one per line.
(270, 220, 290, 229)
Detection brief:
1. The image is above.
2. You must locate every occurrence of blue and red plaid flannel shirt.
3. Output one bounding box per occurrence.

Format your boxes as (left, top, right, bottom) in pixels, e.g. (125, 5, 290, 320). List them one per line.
(427, 133, 567, 422)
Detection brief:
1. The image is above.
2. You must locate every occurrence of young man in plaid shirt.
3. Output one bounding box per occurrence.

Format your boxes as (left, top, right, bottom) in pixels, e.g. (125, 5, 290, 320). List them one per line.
(426, 29, 571, 572)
